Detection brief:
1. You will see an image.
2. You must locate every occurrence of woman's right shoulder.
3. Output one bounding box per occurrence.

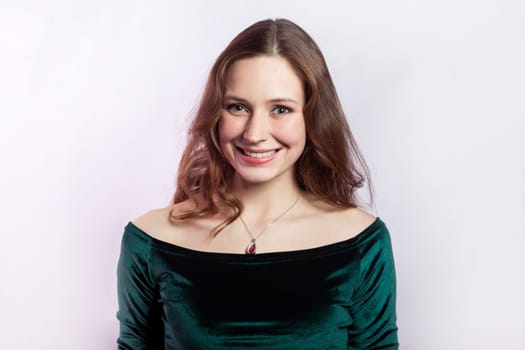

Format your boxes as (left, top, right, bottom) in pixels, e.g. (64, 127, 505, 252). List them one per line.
(130, 201, 195, 242)
(129, 199, 220, 247)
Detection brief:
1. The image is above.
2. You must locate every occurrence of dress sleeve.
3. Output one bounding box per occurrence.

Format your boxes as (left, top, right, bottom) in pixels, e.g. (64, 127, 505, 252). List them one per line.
(117, 228, 163, 349)
(347, 225, 399, 349)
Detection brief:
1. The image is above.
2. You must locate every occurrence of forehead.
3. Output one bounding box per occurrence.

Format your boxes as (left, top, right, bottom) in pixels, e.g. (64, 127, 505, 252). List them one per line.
(224, 55, 304, 104)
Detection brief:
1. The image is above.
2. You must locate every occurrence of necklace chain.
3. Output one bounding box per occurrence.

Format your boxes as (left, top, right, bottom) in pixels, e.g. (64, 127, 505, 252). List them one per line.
(239, 194, 300, 254)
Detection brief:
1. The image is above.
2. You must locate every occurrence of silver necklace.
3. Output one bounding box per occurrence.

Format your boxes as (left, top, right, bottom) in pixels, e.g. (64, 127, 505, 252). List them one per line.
(239, 194, 300, 255)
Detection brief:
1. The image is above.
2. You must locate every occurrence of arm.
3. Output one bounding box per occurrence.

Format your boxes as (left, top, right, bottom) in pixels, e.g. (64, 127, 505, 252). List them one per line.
(347, 226, 398, 349)
(117, 228, 163, 349)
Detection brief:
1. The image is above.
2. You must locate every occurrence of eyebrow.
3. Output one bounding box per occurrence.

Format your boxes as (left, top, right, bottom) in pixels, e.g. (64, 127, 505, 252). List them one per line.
(224, 95, 300, 105)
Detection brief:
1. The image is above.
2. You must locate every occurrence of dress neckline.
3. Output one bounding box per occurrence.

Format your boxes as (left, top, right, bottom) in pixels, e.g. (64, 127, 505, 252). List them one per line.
(125, 217, 385, 262)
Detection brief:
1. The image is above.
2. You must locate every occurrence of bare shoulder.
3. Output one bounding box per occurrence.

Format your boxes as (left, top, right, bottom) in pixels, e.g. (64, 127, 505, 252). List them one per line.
(131, 205, 174, 240)
(332, 207, 377, 239)
(300, 198, 377, 244)
(130, 200, 223, 246)
(341, 207, 377, 228)
(131, 200, 198, 240)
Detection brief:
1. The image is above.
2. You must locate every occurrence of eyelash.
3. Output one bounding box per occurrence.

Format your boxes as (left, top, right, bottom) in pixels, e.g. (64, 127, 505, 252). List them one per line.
(225, 104, 292, 115)
(226, 104, 248, 113)
(272, 106, 291, 114)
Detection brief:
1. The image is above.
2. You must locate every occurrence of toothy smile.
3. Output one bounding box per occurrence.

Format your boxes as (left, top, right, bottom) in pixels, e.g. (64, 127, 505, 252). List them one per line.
(239, 148, 278, 158)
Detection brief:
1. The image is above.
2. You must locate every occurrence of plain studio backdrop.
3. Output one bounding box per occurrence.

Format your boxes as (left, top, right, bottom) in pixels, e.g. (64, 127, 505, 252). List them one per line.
(1, 0, 524, 349)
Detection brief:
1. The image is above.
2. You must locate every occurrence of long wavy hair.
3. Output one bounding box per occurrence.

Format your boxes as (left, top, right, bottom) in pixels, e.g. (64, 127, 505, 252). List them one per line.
(170, 18, 372, 235)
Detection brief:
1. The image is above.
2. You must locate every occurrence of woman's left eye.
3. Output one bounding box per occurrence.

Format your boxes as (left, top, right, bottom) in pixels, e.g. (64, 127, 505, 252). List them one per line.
(272, 106, 291, 115)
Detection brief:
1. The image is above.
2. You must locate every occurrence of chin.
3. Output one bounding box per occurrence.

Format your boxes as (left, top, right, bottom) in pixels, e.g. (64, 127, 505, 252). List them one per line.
(236, 174, 278, 185)
(234, 169, 293, 186)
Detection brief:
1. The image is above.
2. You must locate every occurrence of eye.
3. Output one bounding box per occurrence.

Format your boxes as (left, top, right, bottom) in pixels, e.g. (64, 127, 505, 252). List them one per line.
(272, 105, 292, 115)
(225, 103, 249, 116)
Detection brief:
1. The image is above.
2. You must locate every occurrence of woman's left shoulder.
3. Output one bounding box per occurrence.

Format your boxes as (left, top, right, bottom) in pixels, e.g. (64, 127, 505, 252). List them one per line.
(339, 207, 377, 225)
(303, 198, 378, 242)
(335, 207, 378, 240)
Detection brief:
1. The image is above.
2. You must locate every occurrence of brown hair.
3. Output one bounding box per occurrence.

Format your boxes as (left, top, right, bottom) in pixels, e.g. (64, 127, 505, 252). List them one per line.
(170, 18, 372, 234)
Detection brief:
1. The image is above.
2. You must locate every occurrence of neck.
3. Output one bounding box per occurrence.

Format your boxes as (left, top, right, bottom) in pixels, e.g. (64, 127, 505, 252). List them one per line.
(230, 176, 302, 221)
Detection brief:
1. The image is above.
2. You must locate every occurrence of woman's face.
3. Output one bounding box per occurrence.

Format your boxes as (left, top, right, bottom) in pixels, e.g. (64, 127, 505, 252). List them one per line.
(218, 55, 306, 187)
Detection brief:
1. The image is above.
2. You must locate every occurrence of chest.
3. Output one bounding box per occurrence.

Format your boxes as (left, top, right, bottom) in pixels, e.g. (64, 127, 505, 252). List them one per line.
(153, 252, 361, 349)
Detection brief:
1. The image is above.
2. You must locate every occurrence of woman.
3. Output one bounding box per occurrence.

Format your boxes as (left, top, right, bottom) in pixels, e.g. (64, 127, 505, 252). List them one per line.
(117, 18, 398, 349)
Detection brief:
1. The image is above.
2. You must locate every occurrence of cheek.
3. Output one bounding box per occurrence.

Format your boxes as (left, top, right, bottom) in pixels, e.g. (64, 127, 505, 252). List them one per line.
(218, 116, 247, 157)
(217, 118, 226, 142)
(276, 118, 306, 145)
(218, 116, 238, 143)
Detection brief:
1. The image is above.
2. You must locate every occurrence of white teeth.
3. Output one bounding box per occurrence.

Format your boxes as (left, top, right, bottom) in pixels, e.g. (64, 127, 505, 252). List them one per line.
(243, 150, 277, 158)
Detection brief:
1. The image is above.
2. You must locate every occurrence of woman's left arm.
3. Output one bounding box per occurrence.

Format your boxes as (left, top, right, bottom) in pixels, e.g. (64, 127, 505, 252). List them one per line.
(347, 225, 399, 349)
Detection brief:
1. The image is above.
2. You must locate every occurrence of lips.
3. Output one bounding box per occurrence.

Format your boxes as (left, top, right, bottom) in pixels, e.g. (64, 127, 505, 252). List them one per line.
(236, 146, 280, 164)
(241, 149, 277, 158)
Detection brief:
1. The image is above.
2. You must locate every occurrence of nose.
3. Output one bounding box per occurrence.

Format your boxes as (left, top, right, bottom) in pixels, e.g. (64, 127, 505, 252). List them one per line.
(242, 109, 269, 143)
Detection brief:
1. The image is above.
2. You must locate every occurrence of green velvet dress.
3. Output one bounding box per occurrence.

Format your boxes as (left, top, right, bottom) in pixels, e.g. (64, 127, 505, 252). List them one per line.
(117, 217, 398, 349)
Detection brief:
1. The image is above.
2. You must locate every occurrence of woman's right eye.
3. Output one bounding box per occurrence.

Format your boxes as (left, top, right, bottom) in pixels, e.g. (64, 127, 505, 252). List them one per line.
(226, 104, 248, 115)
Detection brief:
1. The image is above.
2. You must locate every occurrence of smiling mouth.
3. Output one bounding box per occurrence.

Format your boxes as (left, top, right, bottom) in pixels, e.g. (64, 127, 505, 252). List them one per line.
(237, 147, 279, 158)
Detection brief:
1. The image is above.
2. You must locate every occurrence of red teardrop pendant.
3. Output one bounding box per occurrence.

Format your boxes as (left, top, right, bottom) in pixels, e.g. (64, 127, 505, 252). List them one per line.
(245, 240, 256, 255)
